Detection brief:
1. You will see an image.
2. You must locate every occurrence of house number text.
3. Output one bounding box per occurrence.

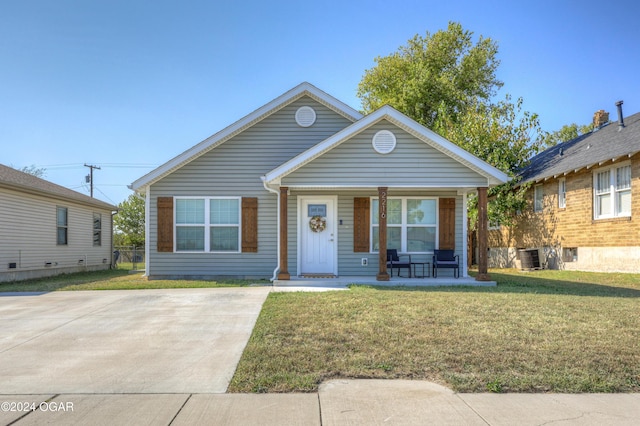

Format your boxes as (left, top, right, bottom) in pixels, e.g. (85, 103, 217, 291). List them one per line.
(380, 190, 387, 219)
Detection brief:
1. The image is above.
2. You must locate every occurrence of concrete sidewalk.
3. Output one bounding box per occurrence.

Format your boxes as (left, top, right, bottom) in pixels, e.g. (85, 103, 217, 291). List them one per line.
(2, 380, 639, 425)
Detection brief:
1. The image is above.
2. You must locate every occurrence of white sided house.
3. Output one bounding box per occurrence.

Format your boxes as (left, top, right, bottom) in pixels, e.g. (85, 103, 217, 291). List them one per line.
(0, 164, 117, 283)
(131, 83, 508, 282)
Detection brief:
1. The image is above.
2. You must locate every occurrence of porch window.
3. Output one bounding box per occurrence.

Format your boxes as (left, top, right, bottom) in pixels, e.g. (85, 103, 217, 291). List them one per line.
(594, 164, 631, 219)
(175, 197, 240, 252)
(371, 197, 437, 253)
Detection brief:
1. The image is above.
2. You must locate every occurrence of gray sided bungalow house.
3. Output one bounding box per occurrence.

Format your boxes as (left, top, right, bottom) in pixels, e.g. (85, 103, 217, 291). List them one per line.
(0, 164, 117, 282)
(130, 83, 508, 281)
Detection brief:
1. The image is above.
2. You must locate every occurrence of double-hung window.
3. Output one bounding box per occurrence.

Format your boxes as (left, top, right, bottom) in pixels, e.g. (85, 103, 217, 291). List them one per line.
(558, 178, 566, 209)
(534, 185, 543, 212)
(371, 197, 437, 253)
(56, 207, 68, 245)
(93, 213, 102, 246)
(594, 164, 631, 219)
(175, 197, 240, 252)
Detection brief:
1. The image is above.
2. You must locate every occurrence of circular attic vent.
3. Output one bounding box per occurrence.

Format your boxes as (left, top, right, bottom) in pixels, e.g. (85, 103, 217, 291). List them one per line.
(372, 130, 397, 154)
(295, 106, 316, 127)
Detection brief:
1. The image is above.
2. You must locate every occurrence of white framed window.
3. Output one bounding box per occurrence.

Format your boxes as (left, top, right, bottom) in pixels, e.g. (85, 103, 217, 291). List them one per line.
(558, 178, 566, 209)
(371, 197, 437, 253)
(93, 213, 102, 246)
(594, 163, 631, 219)
(56, 206, 68, 245)
(175, 197, 241, 252)
(534, 184, 543, 212)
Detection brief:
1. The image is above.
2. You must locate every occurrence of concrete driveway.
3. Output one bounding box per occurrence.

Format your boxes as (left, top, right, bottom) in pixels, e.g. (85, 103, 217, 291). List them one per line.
(0, 288, 270, 394)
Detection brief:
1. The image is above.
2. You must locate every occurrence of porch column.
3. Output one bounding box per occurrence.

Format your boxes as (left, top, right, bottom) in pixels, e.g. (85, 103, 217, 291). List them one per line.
(376, 187, 390, 281)
(476, 186, 491, 281)
(277, 186, 290, 280)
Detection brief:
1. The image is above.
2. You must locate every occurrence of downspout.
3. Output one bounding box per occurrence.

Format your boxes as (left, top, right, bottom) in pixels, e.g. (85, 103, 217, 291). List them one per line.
(262, 177, 280, 282)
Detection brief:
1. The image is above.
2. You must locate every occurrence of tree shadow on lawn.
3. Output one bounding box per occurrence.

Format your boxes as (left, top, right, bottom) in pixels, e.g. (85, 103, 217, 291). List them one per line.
(359, 271, 640, 298)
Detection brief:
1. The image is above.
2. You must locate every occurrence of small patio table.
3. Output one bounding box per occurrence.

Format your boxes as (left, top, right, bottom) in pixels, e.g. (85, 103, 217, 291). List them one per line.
(411, 261, 430, 278)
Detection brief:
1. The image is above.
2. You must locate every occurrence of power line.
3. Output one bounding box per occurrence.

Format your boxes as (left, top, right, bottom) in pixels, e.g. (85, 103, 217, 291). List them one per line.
(39, 163, 158, 169)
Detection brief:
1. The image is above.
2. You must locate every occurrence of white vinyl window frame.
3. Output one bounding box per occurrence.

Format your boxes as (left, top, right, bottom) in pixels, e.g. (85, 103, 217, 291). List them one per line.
(534, 184, 544, 212)
(56, 206, 68, 246)
(558, 178, 566, 209)
(370, 197, 438, 254)
(593, 162, 632, 220)
(93, 213, 102, 246)
(174, 196, 242, 253)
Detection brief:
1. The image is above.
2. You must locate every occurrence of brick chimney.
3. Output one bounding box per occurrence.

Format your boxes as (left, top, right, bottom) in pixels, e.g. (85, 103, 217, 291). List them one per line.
(593, 110, 609, 128)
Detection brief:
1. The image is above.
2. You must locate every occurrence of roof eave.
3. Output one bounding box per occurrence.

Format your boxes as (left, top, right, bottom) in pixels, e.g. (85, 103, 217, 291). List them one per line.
(130, 82, 363, 191)
(265, 105, 510, 187)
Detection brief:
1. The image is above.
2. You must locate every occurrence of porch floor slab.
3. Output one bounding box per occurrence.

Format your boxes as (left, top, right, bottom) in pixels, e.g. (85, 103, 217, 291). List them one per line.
(273, 275, 496, 289)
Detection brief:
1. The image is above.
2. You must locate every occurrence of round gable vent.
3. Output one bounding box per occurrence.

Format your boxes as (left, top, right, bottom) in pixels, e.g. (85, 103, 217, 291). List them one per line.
(372, 130, 396, 154)
(295, 106, 316, 127)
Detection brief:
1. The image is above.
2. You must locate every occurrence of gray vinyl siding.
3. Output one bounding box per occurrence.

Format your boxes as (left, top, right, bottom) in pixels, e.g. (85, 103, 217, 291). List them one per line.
(0, 187, 113, 282)
(287, 190, 464, 277)
(147, 96, 353, 278)
(283, 120, 488, 188)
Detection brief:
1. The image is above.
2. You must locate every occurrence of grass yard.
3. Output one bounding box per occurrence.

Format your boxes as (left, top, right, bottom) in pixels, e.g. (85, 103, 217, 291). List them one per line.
(0, 266, 265, 292)
(229, 269, 640, 394)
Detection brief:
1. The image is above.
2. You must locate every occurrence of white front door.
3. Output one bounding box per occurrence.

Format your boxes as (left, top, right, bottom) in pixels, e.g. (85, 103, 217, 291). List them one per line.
(299, 197, 337, 275)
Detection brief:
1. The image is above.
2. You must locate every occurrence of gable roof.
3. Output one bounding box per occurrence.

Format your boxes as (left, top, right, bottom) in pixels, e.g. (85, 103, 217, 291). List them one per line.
(521, 111, 640, 182)
(263, 105, 509, 187)
(0, 164, 116, 210)
(130, 82, 363, 192)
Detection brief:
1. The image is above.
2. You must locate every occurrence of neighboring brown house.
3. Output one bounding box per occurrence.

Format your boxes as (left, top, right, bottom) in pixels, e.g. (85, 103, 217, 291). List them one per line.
(488, 102, 640, 272)
(0, 164, 117, 282)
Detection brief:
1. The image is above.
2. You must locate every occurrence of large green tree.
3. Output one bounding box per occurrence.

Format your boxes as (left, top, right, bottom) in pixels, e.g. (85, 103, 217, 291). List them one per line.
(434, 96, 542, 226)
(357, 22, 545, 227)
(357, 21, 502, 128)
(542, 122, 593, 148)
(114, 194, 145, 247)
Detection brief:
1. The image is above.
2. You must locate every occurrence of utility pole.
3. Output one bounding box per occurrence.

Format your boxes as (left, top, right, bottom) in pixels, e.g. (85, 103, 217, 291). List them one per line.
(84, 164, 101, 198)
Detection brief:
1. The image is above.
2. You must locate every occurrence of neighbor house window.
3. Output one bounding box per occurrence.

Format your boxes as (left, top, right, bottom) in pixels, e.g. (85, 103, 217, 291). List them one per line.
(558, 178, 566, 209)
(93, 213, 102, 246)
(371, 197, 437, 253)
(175, 197, 240, 252)
(56, 207, 68, 245)
(534, 184, 543, 212)
(594, 164, 631, 219)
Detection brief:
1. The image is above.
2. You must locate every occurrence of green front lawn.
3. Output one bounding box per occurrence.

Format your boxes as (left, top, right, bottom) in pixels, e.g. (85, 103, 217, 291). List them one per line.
(0, 267, 265, 292)
(229, 269, 640, 393)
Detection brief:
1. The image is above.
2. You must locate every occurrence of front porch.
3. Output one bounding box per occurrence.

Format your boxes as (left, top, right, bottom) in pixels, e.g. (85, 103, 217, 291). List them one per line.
(273, 274, 496, 289)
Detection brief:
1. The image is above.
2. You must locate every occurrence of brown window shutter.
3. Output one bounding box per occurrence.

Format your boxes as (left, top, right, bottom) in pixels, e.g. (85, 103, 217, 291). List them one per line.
(353, 197, 370, 252)
(242, 197, 258, 253)
(157, 197, 174, 252)
(439, 198, 455, 250)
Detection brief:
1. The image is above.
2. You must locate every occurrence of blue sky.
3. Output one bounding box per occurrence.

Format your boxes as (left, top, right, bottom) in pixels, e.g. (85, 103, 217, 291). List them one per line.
(2, 0, 639, 205)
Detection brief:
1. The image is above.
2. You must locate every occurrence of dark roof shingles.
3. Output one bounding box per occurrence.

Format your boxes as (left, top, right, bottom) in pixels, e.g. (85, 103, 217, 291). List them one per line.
(0, 164, 116, 210)
(520, 112, 640, 182)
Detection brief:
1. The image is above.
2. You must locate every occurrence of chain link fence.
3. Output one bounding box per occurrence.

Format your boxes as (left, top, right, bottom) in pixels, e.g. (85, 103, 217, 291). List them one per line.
(113, 246, 145, 270)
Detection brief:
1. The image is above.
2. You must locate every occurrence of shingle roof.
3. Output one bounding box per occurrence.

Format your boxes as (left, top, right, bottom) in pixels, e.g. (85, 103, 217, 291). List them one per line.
(520, 111, 640, 182)
(0, 163, 116, 210)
